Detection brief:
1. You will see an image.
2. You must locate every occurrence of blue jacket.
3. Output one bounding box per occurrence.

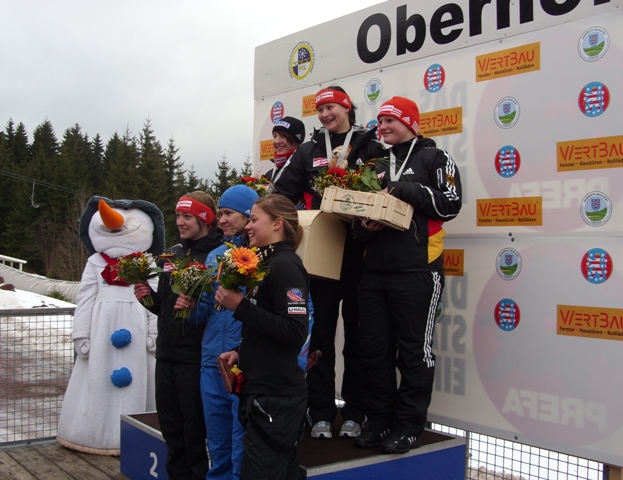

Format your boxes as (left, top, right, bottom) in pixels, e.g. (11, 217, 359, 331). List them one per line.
(191, 236, 246, 368)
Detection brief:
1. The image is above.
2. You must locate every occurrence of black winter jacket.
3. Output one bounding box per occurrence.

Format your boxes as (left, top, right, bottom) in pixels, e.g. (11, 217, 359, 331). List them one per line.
(274, 126, 386, 209)
(148, 230, 224, 364)
(234, 242, 309, 396)
(353, 137, 462, 273)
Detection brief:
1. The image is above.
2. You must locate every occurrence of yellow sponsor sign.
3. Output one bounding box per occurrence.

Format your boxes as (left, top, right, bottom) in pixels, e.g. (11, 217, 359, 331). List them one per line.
(477, 196, 542, 226)
(419, 107, 463, 137)
(557, 305, 623, 341)
(443, 249, 464, 276)
(302, 94, 317, 117)
(259, 139, 274, 162)
(557, 135, 623, 172)
(476, 42, 540, 82)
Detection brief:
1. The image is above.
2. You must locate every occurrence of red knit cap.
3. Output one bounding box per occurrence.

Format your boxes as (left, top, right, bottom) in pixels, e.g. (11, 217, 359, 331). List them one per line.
(315, 89, 352, 109)
(377, 96, 420, 135)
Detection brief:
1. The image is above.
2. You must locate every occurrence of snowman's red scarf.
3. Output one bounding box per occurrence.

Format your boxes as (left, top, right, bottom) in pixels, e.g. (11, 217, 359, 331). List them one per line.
(100, 253, 130, 286)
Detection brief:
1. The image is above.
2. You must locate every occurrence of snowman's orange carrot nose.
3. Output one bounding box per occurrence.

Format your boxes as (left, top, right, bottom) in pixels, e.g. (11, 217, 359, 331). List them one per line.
(99, 199, 125, 229)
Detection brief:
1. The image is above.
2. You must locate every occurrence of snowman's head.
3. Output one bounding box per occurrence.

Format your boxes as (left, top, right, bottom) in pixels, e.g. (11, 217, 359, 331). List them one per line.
(89, 201, 154, 257)
(79, 197, 165, 257)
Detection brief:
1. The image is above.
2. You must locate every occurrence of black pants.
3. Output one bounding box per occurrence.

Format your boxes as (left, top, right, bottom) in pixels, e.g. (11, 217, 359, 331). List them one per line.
(306, 238, 366, 426)
(358, 270, 443, 437)
(155, 360, 209, 480)
(239, 391, 307, 480)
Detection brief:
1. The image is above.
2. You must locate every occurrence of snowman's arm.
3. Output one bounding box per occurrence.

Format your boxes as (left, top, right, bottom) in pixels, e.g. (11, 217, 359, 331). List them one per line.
(71, 258, 99, 341)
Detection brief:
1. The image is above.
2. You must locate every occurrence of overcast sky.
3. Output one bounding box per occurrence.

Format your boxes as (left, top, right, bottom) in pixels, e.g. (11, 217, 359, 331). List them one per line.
(1, 0, 382, 182)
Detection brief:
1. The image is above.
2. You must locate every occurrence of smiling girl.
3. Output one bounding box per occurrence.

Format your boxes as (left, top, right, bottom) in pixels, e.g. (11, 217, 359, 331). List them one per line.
(175, 184, 259, 480)
(218, 194, 309, 480)
(352, 96, 462, 454)
(134, 191, 223, 479)
(272, 86, 386, 440)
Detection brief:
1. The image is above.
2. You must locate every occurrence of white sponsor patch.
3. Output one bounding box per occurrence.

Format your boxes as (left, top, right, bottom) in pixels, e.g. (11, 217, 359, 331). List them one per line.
(313, 157, 329, 168)
(288, 306, 307, 315)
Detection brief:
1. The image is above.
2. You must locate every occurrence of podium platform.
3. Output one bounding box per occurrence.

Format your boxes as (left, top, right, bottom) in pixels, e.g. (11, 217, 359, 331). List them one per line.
(120, 412, 465, 479)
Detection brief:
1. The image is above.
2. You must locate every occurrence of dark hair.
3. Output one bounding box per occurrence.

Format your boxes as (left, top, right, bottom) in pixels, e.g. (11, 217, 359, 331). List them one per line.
(184, 191, 219, 228)
(273, 130, 298, 148)
(326, 85, 357, 126)
(254, 194, 304, 250)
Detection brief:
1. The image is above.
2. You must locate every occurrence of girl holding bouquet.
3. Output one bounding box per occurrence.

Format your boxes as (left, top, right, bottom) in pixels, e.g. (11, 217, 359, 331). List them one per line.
(175, 184, 258, 480)
(218, 195, 310, 480)
(134, 192, 223, 480)
(352, 97, 462, 453)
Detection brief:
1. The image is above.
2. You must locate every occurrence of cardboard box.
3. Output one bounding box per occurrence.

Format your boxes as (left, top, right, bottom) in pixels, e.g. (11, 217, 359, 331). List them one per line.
(296, 210, 346, 280)
(320, 186, 414, 231)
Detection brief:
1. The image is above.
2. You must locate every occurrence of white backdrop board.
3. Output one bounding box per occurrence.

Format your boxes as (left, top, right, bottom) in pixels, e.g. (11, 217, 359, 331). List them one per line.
(253, 0, 623, 466)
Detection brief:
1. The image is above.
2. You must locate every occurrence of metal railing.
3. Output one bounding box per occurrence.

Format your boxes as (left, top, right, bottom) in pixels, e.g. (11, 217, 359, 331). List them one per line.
(0, 254, 27, 271)
(0, 308, 609, 479)
(0, 308, 74, 445)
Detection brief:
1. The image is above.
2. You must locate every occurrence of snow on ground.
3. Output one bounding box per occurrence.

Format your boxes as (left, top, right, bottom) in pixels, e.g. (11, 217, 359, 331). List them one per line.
(0, 288, 76, 310)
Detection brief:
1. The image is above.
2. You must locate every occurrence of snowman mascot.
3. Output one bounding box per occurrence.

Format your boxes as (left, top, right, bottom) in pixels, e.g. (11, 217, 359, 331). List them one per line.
(57, 196, 165, 455)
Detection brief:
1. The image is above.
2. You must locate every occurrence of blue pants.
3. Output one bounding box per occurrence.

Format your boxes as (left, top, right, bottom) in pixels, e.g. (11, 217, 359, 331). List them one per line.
(201, 366, 244, 480)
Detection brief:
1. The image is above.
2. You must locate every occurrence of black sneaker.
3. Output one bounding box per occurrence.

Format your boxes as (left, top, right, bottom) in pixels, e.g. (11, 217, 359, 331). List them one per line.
(353, 429, 390, 449)
(380, 434, 421, 454)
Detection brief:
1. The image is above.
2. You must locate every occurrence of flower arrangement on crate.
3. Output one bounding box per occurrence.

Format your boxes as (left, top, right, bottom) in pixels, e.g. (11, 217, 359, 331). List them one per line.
(113, 252, 162, 306)
(214, 243, 269, 310)
(313, 163, 382, 197)
(238, 175, 273, 197)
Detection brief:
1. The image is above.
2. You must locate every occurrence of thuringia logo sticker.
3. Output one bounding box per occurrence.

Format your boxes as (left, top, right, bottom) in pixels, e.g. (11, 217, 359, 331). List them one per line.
(495, 145, 521, 178)
(578, 82, 610, 117)
(271, 102, 284, 123)
(581, 248, 613, 284)
(364, 79, 383, 104)
(424, 64, 445, 93)
(494, 298, 520, 331)
(494, 97, 519, 129)
(496, 248, 522, 281)
(580, 192, 612, 227)
(578, 27, 610, 62)
(289, 42, 314, 80)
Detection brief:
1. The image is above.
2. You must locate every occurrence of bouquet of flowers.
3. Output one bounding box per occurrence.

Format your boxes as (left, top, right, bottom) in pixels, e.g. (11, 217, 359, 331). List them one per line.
(215, 243, 269, 310)
(238, 175, 273, 196)
(169, 260, 215, 319)
(313, 163, 382, 196)
(113, 252, 162, 307)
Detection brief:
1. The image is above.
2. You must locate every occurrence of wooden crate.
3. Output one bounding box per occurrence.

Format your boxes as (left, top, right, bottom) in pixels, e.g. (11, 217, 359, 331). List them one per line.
(320, 186, 414, 231)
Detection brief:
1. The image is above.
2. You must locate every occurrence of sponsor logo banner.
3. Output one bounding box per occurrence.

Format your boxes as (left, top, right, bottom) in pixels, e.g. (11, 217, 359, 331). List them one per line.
(558, 305, 623, 341)
(477, 197, 542, 226)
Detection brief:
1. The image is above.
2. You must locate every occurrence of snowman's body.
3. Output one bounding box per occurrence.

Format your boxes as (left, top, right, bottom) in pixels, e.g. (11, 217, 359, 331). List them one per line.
(57, 200, 162, 455)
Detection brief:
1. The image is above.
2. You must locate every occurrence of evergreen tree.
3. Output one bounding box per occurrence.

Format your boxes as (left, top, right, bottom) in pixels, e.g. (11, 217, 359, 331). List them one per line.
(162, 137, 186, 247)
(136, 118, 167, 205)
(240, 155, 253, 177)
(208, 155, 235, 200)
(101, 128, 140, 199)
(87, 133, 105, 192)
(11, 121, 32, 168)
(60, 124, 92, 192)
(27, 120, 71, 275)
(186, 165, 200, 192)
